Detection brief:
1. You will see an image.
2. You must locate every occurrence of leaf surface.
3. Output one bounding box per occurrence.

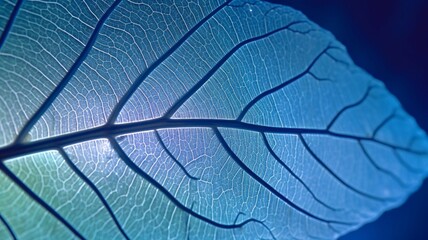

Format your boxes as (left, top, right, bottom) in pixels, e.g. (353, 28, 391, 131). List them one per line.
(0, 0, 427, 239)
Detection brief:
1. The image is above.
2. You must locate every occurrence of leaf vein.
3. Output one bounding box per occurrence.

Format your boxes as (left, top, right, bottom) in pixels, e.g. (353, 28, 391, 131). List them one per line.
(0, 163, 84, 239)
(14, 0, 123, 144)
(58, 148, 130, 240)
(0, 0, 24, 50)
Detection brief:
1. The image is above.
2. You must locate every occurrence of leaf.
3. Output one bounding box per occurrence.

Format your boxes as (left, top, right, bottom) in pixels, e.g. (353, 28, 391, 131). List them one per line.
(0, 0, 427, 239)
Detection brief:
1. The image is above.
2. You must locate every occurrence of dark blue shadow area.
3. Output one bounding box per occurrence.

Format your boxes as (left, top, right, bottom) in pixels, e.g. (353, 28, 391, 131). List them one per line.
(266, 0, 428, 239)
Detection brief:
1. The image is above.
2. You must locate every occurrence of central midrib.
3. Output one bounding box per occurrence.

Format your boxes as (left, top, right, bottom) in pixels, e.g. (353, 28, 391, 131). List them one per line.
(0, 117, 421, 162)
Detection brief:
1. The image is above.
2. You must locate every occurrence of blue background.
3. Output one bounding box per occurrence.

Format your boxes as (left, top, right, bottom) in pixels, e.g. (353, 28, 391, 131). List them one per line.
(267, 0, 428, 239)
